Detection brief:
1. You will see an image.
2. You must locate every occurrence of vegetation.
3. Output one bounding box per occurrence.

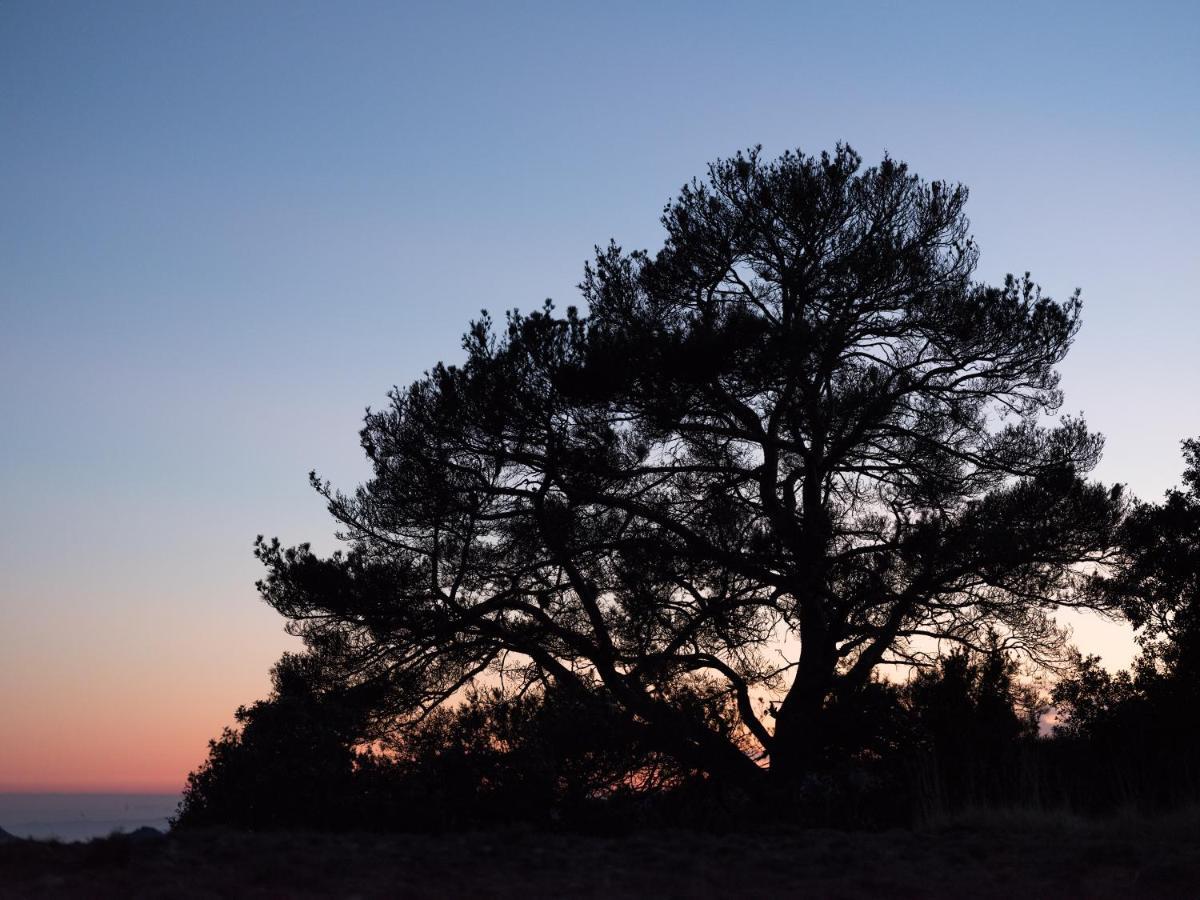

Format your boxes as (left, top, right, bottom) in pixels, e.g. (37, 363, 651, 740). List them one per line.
(10, 814, 1200, 899)
(177, 146, 1197, 832)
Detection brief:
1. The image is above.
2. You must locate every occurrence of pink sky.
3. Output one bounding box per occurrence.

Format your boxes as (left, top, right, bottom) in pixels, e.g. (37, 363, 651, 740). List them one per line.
(0, 586, 296, 793)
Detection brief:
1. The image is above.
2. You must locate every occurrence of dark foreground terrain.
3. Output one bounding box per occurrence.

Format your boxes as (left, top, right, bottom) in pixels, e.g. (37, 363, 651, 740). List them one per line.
(3, 811, 1199, 898)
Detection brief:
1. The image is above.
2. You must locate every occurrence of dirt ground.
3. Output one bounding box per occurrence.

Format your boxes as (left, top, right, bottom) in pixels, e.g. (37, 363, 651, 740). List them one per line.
(2, 811, 1199, 898)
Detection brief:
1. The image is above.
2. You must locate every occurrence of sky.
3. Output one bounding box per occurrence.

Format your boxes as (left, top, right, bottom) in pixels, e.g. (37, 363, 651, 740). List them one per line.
(1, 0, 1197, 792)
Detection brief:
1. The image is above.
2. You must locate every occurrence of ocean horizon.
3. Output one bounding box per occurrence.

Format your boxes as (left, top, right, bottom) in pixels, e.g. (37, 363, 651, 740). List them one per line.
(0, 793, 181, 842)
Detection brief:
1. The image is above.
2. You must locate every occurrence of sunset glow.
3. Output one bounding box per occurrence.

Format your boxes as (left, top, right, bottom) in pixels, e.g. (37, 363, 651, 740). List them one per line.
(2, 0, 1196, 794)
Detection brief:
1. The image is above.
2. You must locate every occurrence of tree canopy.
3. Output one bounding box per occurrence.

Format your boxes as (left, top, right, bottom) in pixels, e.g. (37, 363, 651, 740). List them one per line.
(1093, 438, 1200, 665)
(256, 145, 1122, 791)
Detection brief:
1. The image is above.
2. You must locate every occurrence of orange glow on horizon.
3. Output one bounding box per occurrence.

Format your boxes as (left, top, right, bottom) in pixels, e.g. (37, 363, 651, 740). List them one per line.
(0, 606, 1138, 793)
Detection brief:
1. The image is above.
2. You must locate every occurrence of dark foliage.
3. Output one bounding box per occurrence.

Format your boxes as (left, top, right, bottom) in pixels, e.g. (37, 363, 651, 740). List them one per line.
(177, 644, 1053, 830)
(175, 657, 753, 832)
(250, 145, 1121, 793)
(355, 684, 711, 832)
(183, 147, 1200, 834)
(173, 652, 373, 830)
(1093, 437, 1200, 688)
(901, 646, 1039, 818)
(1045, 439, 1200, 813)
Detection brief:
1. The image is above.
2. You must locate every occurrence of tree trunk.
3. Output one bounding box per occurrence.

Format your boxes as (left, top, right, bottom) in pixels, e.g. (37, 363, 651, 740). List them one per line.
(770, 463, 838, 788)
(769, 616, 837, 791)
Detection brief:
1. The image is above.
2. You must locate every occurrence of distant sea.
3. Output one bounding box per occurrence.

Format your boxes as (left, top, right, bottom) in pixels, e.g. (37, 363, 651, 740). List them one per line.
(0, 793, 180, 842)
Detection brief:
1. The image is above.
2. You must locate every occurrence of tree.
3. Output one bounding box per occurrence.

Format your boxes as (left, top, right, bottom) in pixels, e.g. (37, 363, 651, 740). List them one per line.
(1046, 440, 1200, 812)
(1092, 438, 1200, 684)
(256, 145, 1122, 795)
(904, 644, 1037, 814)
(174, 651, 375, 829)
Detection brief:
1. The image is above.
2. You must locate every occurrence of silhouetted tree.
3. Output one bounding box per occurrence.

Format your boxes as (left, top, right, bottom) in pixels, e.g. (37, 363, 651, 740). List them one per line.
(1094, 438, 1200, 686)
(1048, 439, 1200, 811)
(1050, 651, 1136, 739)
(255, 145, 1122, 795)
(1059, 437, 1200, 724)
(904, 644, 1037, 812)
(174, 652, 376, 830)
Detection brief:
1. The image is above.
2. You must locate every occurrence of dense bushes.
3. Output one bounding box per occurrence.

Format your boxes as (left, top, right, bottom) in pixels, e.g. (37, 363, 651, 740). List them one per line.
(174, 670, 732, 832)
(173, 653, 368, 830)
(174, 643, 1200, 831)
(170, 645, 1043, 831)
(176, 437, 1200, 831)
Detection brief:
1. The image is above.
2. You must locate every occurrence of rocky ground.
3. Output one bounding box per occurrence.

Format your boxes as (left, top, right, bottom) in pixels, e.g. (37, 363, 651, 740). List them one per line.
(2, 811, 1199, 898)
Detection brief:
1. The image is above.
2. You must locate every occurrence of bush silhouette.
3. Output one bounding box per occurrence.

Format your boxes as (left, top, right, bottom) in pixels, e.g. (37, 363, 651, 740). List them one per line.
(177, 664, 737, 831)
(174, 653, 368, 830)
(1045, 438, 1200, 813)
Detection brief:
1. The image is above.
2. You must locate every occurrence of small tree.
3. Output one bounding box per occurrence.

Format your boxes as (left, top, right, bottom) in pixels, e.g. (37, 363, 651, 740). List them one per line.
(257, 146, 1121, 794)
(1048, 440, 1200, 811)
(1094, 438, 1200, 683)
(174, 652, 373, 829)
(904, 645, 1037, 813)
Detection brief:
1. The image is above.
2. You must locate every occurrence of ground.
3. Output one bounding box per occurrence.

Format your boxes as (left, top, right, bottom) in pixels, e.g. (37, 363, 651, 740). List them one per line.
(2, 811, 1199, 898)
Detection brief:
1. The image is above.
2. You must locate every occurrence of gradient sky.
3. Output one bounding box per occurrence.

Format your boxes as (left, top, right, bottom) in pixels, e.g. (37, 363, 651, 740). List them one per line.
(2, 1, 1197, 792)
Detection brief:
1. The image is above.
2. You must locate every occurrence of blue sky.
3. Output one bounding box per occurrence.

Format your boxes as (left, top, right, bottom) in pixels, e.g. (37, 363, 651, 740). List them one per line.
(1, 1, 1197, 788)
